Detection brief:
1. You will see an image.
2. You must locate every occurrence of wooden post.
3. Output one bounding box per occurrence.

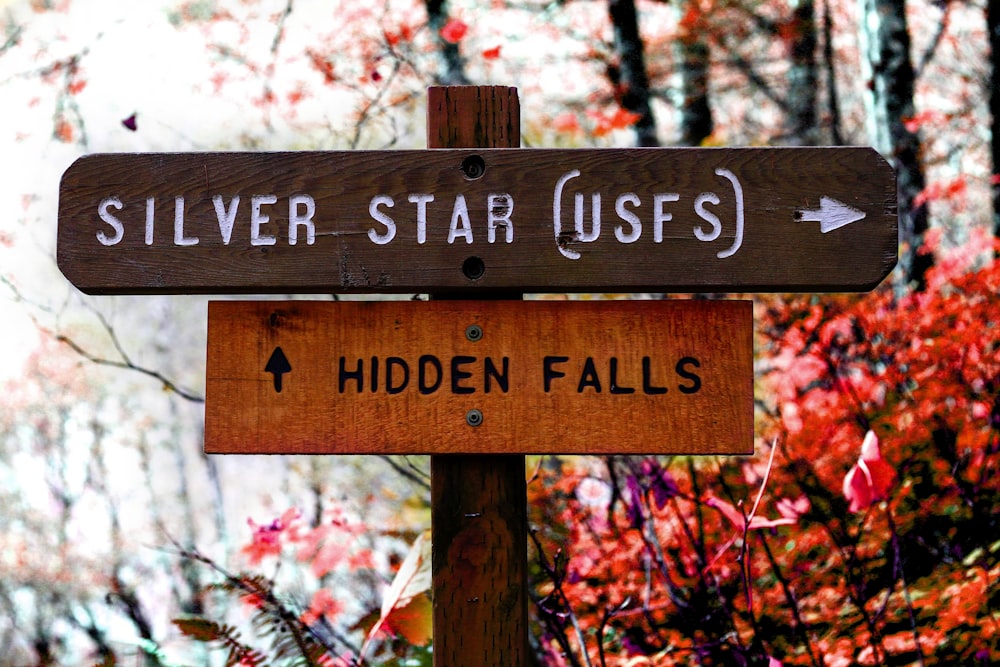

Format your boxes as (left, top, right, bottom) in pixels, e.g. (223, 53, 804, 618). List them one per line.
(427, 86, 528, 667)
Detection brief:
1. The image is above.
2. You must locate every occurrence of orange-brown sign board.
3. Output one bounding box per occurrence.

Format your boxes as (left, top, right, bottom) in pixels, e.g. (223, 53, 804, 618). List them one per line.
(204, 299, 753, 455)
(58, 148, 897, 295)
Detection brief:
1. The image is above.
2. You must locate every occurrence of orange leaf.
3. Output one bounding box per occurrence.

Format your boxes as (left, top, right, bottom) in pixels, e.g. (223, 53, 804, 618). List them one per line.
(54, 117, 74, 143)
(359, 531, 432, 659)
(382, 594, 432, 645)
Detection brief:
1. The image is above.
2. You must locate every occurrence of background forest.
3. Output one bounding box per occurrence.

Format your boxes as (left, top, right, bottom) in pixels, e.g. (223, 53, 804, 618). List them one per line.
(1, 0, 997, 665)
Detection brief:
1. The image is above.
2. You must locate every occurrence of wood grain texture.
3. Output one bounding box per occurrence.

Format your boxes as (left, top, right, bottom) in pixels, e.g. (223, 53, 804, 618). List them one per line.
(431, 454, 527, 667)
(202, 299, 754, 455)
(427, 85, 527, 667)
(57, 146, 897, 294)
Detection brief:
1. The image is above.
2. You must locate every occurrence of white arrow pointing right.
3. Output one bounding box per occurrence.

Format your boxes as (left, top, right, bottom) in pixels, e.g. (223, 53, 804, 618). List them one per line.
(796, 196, 867, 233)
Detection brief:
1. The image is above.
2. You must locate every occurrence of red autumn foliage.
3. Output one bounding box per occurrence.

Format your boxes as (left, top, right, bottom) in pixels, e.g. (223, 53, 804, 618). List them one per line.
(182, 502, 432, 665)
(527, 233, 1000, 665)
(383, 23, 414, 47)
(439, 18, 468, 44)
(186, 234, 999, 666)
(306, 48, 336, 84)
(586, 107, 643, 137)
(914, 175, 968, 209)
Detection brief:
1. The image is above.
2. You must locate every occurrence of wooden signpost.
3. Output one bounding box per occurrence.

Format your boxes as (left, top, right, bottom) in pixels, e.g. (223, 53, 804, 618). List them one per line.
(56, 85, 898, 667)
(204, 299, 753, 455)
(57, 147, 897, 294)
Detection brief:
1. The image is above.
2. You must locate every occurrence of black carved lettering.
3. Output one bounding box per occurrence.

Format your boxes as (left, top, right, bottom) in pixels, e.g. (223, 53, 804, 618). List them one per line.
(451, 355, 476, 394)
(386, 356, 409, 395)
(484, 356, 509, 393)
(609, 357, 635, 394)
(578, 357, 602, 393)
(642, 356, 667, 395)
(419, 355, 443, 394)
(543, 356, 569, 392)
(676, 356, 702, 394)
(339, 357, 363, 393)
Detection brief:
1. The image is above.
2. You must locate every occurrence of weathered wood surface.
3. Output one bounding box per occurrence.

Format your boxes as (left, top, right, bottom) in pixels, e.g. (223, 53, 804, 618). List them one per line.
(58, 146, 897, 294)
(202, 299, 753, 455)
(426, 85, 528, 667)
(431, 453, 527, 666)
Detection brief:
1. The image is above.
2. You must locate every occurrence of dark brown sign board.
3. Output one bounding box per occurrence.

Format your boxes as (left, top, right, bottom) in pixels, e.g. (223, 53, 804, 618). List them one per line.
(58, 148, 897, 295)
(204, 299, 753, 455)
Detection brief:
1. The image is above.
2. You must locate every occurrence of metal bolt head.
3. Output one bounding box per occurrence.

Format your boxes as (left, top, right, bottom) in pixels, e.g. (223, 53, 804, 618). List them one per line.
(465, 324, 483, 342)
(462, 256, 486, 281)
(461, 154, 486, 179)
(466, 409, 484, 427)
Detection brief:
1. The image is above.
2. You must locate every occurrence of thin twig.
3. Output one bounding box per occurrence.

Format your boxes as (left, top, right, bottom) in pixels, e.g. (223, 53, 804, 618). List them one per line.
(915, 1, 951, 80)
(376, 455, 430, 491)
(886, 508, 927, 667)
(54, 332, 204, 403)
(2, 276, 204, 402)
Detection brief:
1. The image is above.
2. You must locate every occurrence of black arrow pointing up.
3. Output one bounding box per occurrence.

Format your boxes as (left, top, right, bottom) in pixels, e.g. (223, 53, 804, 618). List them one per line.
(264, 346, 292, 393)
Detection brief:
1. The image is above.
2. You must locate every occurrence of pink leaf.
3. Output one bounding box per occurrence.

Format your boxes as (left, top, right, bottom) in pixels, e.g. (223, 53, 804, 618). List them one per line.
(706, 495, 797, 530)
(552, 111, 581, 134)
(843, 431, 895, 512)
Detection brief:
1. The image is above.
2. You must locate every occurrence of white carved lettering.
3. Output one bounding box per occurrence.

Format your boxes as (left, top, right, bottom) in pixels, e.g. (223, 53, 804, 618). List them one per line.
(213, 195, 239, 245)
(693, 192, 722, 242)
(574, 192, 601, 243)
(614, 193, 641, 243)
(174, 196, 199, 246)
(448, 194, 473, 244)
(714, 168, 744, 258)
(250, 195, 277, 246)
(652, 193, 679, 243)
(487, 193, 514, 243)
(407, 193, 433, 244)
(288, 194, 315, 245)
(97, 197, 124, 246)
(368, 195, 396, 244)
(145, 197, 154, 246)
(552, 170, 581, 259)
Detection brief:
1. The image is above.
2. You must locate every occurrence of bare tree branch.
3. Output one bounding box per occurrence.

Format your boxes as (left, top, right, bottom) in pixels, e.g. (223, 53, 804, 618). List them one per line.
(1, 23, 23, 57)
(377, 455, 431, 491)
(54, 328, 204, 403)
(2, 275, 204, 402)
(914, 0, 952, 80)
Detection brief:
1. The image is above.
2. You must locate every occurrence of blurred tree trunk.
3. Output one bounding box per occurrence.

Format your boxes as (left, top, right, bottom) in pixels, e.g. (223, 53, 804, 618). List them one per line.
(675, 3, 713, 146)
(989, 0, 999, 243)
(786, 0, 819, 144)
(425, 0, 470, 85)
(859, 0, 930, 290)
(608, 0, 659, 146)
(822, 0, 844, 144)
